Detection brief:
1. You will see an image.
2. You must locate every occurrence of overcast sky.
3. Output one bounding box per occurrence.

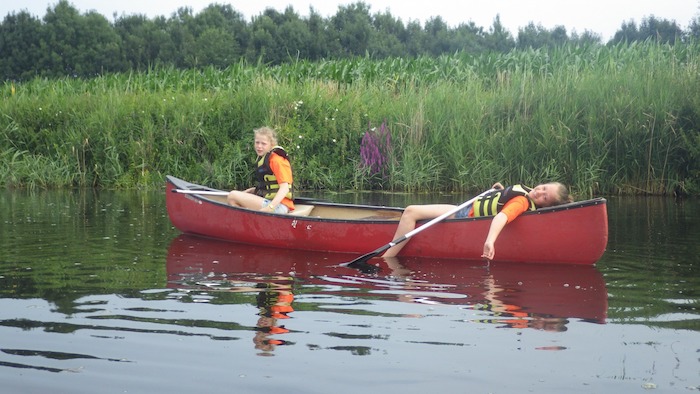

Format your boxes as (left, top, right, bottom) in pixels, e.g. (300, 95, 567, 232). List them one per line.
(2, 0, 699, 41)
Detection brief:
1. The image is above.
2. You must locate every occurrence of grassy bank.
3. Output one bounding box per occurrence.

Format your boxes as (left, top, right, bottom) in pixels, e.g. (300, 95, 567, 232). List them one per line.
(1, 42, 699, 197)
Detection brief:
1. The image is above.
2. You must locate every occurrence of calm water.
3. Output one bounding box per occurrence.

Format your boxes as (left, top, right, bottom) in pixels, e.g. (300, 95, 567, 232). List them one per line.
(1, 189, 698, 393)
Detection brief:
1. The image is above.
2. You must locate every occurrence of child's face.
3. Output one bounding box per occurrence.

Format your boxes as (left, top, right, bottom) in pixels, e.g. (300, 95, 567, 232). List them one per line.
(254, 136, 272, 157)
(528, 183, 560, 207)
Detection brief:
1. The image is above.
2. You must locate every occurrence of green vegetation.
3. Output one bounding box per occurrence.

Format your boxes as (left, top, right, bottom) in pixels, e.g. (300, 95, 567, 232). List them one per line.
(1, 1, 698, 197)
(1, 41, 698, 197)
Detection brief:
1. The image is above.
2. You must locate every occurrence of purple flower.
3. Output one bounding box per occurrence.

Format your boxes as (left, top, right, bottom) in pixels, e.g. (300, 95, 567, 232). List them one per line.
(360, 120, 391, 180)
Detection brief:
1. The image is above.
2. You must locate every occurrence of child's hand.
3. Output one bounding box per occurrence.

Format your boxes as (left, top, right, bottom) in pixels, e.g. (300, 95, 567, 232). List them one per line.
(482, 241, 495, 260)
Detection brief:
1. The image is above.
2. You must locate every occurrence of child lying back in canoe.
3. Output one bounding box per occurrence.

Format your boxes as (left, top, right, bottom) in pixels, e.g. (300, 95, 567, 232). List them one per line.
(382, 182, 573, 260)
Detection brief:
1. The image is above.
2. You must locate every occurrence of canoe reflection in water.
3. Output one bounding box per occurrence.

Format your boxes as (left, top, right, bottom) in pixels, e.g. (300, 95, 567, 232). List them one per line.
(166, 235, 607, 352)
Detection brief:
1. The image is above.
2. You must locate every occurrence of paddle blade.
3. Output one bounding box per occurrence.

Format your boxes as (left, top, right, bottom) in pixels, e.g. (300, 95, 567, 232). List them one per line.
(343, 250, 382, 267)
(343, 234, 410, 266)
(344, 260, 381, 275)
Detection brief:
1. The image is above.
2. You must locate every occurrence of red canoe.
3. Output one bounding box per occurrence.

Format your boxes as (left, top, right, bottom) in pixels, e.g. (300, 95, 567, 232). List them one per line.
(165, 175, 608, 265)
(166, 234, 608, 324)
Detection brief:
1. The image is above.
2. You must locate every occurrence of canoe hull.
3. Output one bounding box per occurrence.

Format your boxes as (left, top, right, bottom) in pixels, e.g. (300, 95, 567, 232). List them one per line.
(165, 176, 608, 265)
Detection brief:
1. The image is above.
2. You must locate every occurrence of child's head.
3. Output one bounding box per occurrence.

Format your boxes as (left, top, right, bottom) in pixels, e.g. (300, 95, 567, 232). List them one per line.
(530, 182, 573, 208)
(254, 127, 278, 146)
(253, 127, 278, 156)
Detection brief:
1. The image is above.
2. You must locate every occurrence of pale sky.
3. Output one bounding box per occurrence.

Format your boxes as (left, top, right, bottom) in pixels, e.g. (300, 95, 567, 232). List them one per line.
(2, 0, 699, 41)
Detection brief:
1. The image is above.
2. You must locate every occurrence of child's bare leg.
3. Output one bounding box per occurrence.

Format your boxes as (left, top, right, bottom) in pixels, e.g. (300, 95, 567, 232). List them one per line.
(382, 204, 456, 257)
(227, 190, 264, 210)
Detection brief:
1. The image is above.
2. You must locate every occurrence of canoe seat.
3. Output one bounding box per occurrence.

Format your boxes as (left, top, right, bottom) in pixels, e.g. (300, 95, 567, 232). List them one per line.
(289, 204, 314, 217)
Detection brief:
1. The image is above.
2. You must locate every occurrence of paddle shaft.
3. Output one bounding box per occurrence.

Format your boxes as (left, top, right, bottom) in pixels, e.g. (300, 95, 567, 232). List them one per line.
(171, 189, 228, 196)
(345, 188, 496, 265)
(171, 188, 326, 204)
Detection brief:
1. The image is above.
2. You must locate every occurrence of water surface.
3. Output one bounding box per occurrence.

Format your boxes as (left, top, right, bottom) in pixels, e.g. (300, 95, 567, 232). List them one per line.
(1, 190, 698, 393)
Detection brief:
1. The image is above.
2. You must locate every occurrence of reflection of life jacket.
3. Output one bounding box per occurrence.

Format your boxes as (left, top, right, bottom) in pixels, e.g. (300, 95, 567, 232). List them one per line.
(473, 301, 530, 328)
(255, 147, 293, 200)
(256, 325, 290, 346)
(269, 326, 290, 335)
(257, 290, 294, 319)
(499, 303, 530, 329)
(270, 293, 294, 319)
(472, 184, 536, 217)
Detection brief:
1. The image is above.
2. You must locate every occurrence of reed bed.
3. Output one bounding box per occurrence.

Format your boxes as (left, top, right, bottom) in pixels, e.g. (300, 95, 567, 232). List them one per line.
(1, 41, 698, 196)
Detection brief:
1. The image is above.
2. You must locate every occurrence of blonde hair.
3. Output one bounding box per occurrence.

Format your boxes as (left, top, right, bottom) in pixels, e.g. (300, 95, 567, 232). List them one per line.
(254, 127, 278, 146)
(552, 182, 574, 205)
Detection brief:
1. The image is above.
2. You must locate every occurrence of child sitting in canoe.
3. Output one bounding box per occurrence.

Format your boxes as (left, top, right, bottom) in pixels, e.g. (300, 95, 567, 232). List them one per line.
(227, 127, 295, 214)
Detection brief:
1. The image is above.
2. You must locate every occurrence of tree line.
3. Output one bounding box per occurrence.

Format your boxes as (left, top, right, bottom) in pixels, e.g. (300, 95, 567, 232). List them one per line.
(1, 0, 698, 81)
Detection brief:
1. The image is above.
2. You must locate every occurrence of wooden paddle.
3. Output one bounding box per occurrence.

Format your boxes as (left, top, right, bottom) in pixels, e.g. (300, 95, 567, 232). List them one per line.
(344, 188, 496, 267)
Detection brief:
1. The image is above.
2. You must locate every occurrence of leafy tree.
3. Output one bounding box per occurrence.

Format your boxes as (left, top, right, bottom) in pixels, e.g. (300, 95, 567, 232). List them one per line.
(610, 17, 681, 44)
(195, 27, 239, 68)
(114, 14, 171, 70)
(79, 11, 125, 74)
(246, 7, 312, 64)
(516, 22, 569, 49)
(247, 11, 281, 64)
(404, 20, 425, 57)
(423, 16, 455, 56)
(162, 7, 197, 68)
(449, 22, 482, 54)
(569, 30, 602, 46)
(331, 2, 372, 57)
(550, 25, 569, 46)
(214, 4, 250, 61)
(611, 20, 640, 43)
(39, 1, 123, 77)
(277, 7, 313, 60)
(482, 15, 515, 53)
(0, 11, 43, 80)
(306, 8, 331, 60)
(690, 16, 700, 40)
(38, 1, 84, 76)
(368, 11, 406, 58)
(639, 16, 683, 44)
(192, 5, 246, 67)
